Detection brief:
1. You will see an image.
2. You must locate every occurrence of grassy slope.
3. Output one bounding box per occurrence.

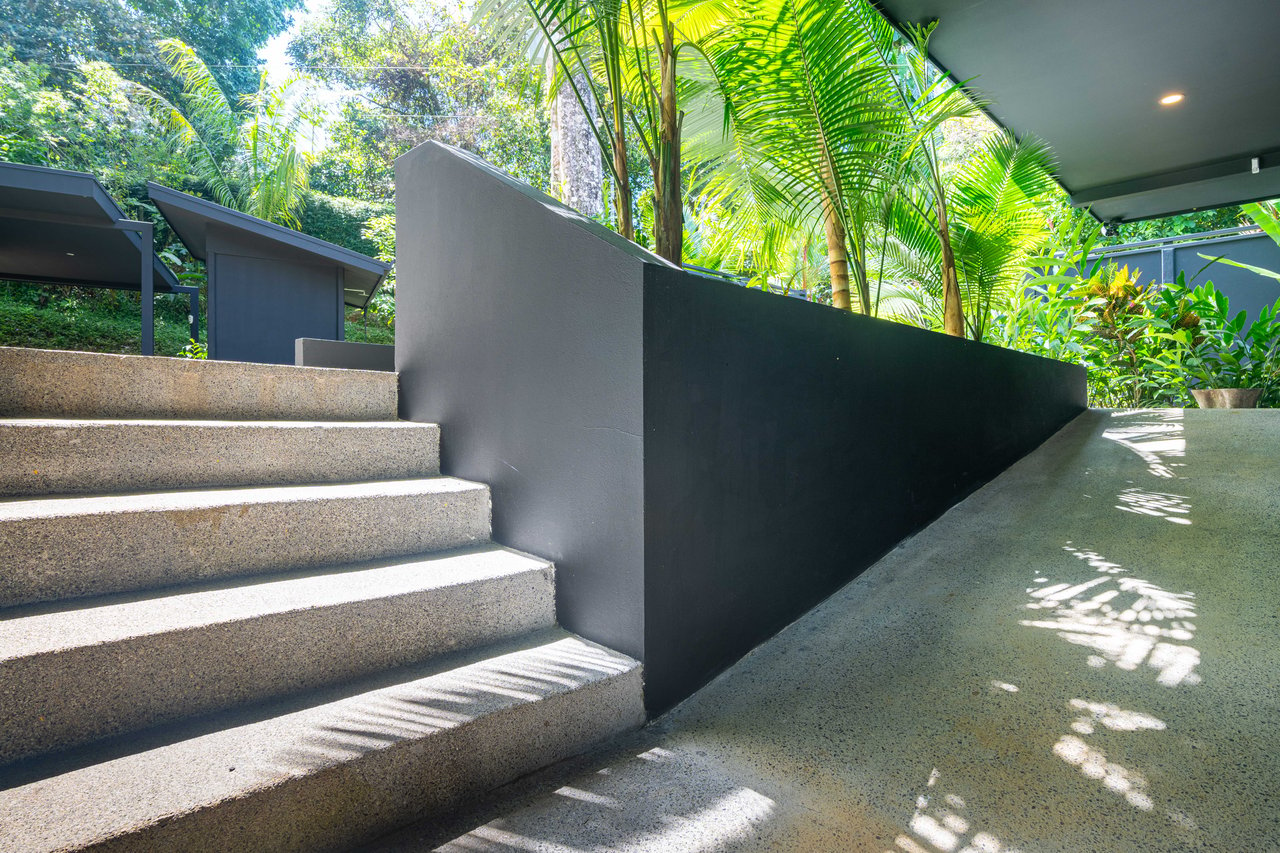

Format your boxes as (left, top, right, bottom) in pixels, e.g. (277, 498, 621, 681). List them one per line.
(0, 286, 393, 357)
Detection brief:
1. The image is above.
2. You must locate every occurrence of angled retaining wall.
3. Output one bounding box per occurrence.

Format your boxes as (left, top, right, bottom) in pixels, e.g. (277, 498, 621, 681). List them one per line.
(396, 142, 1086, 713)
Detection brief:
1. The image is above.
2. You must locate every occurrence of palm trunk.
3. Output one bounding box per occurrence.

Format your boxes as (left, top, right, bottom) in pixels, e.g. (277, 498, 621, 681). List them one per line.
(937, 195, 964, 336)
(603, 36, 632, 241)
(850, 236, 871, 315)
(822, 191, 851, 311)
(653, 12, 682, 265)
(612, 122, 633, 240)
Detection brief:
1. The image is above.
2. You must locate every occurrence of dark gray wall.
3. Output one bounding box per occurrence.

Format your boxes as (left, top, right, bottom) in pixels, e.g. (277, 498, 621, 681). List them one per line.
(395, 142, 655, 662)
(207, 228, 344, 365)
(296, 338, 394, 371)
(642, 266, 1086, 712)
(396, 141, 1087, 714)
(1096, 231, 1280, 324)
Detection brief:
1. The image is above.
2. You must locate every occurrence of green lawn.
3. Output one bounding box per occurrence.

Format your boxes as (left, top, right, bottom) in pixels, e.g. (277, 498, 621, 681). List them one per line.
(0, 283, 393, 357)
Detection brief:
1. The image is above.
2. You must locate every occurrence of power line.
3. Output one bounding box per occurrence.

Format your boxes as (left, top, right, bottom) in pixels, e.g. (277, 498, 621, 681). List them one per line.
(47, 61, 461, 72)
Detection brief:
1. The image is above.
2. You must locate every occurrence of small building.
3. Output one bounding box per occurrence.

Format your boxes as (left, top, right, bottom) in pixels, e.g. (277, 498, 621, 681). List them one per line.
(149, 183, 390, 365)
(0, 162, 196, 354)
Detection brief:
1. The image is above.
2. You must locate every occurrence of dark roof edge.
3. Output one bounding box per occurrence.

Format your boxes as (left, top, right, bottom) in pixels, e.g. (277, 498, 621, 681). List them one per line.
(147, 182, 392, 276)
(868, 1, 1085, 212)
(0, 162, 180, 290)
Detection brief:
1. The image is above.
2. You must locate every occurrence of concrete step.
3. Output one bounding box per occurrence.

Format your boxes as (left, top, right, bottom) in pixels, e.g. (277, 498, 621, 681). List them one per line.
(0, 346, 398, 420)
(0, 478, 490, 607)
(0, 419, 440, 497)
(0, 631, 645, 853)
(0, 545, 555, 766)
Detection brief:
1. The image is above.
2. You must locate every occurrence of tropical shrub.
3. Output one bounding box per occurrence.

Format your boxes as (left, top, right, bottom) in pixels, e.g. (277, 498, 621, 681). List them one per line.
(1152, 280, 1280, 404)
(996, 264, 1280, 408)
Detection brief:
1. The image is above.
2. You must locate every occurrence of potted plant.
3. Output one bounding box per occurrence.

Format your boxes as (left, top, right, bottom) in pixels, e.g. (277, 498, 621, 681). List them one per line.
(1154, 280, 1280, 408)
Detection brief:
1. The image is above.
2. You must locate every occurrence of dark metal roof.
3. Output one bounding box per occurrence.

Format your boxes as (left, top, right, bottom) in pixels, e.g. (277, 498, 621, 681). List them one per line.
(0, 162, 179, 290)
(874, 0, 1280, 222)
(148, 182, 391, 309)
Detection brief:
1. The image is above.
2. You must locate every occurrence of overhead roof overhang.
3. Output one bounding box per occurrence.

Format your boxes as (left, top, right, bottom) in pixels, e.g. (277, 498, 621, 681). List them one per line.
(874, 0, 1280, 222)
(0, 162, 179, 290)
(148, 183, 391, 309)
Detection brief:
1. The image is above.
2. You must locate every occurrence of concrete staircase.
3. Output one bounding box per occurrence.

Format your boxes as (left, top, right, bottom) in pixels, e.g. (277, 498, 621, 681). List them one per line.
(0, 347, 644, 852)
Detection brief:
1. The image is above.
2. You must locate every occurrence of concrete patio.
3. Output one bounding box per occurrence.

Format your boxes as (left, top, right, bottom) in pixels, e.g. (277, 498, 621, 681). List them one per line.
(382, 409, 1279, 852)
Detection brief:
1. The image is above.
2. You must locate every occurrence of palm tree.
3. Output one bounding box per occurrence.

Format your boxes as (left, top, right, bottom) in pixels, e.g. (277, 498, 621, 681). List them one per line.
(697, 0, 984, 321)
(882, 130, 1059, 339)
(125, 39, 313, 227)
(697, 0, 902, 311)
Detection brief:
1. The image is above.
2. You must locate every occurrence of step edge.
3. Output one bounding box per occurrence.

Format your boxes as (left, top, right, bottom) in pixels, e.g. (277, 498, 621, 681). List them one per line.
(0, 547, 554, 658)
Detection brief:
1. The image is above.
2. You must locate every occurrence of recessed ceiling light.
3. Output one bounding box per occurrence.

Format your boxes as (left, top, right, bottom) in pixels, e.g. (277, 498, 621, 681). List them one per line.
(65, 252, 76, 256)
(1159, 93, 1185, 106)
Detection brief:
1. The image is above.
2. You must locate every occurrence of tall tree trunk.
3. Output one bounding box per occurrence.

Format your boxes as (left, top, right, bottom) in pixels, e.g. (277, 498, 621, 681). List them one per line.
(548, 62, 604, 218)
(653, 13, 682, 265)
(821, 191, 851, 310)
(937, 195, 965, 336)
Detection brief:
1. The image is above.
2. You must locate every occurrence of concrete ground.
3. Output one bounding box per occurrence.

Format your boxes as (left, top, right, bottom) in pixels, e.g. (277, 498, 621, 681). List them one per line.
(376, 409, 1280, 853)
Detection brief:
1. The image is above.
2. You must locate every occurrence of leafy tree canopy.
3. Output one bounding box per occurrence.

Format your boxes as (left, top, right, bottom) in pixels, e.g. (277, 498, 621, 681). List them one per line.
(289, 0, 549, 198)
(0, 47, 192, 204)
(0, 0, 303, 97)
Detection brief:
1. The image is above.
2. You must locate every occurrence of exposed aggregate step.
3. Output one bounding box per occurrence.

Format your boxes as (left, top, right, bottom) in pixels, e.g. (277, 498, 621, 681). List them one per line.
(0, 419, 440, 497)
(0, 477, 491, 607)
(0, 545, 555, 765)
(0, 346, 399, 421)
(0, 631, 645, 853)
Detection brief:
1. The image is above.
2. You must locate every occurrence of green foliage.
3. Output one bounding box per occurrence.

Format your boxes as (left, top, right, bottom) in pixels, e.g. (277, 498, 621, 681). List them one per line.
(346, 309, 395, 344)
(693, 0, 1054, 328)
(292, 0, 550, 199)
(995, 255, 1280, 408)
(124, 39, 317, 227)
(0, 282, 201, 357)
(0, 49, 191, 197)
(1243, 199, 1280, 245)
(883, 130, 1059, 337)
(179, 338, 208, 359)
(299, 193, 393, 256)
(360, 213, 398, 320)
(1095, 206, 1244, 247)
(0, 0, 303, 98)
(0, 52, 68, 164)
(1152, 279, 1280, 400)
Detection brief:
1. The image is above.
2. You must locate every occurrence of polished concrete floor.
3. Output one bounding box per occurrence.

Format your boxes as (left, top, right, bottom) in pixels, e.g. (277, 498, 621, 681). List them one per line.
(380, 409, 1280, 852)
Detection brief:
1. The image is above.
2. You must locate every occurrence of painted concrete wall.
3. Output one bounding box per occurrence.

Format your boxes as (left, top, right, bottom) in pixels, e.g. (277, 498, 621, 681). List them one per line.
(295, 338, 394, 371)
(395, 142, 655, 663)
(642, 265, 1085, 711)
(396, 142, 1087, 713)
(1095, 231, 1280, 323)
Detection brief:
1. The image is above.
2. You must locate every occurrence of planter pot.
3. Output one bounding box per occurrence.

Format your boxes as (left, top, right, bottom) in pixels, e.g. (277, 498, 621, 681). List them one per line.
(1191, 388, 1263, 409)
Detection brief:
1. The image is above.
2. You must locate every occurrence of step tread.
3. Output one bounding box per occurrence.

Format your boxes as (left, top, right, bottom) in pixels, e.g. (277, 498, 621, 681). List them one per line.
(0, 418, 435, 428)
(0, 346, 398, 421)
(0, 477, 483, 520)
(0, 419, 443, 498)
(0, 632, 643, 852)
(0, 545, 547, 659)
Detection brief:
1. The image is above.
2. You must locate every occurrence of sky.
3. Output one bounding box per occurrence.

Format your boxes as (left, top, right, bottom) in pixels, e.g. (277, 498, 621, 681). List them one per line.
(254, 0, 474, 153)
(258, 0, 322, 84)
(257, 0, 344, 152)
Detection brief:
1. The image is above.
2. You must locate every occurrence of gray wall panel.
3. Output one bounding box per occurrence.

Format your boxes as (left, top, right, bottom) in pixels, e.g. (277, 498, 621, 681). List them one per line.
(1098, 231, 1280, 323)
(395, 141, 649, 661)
